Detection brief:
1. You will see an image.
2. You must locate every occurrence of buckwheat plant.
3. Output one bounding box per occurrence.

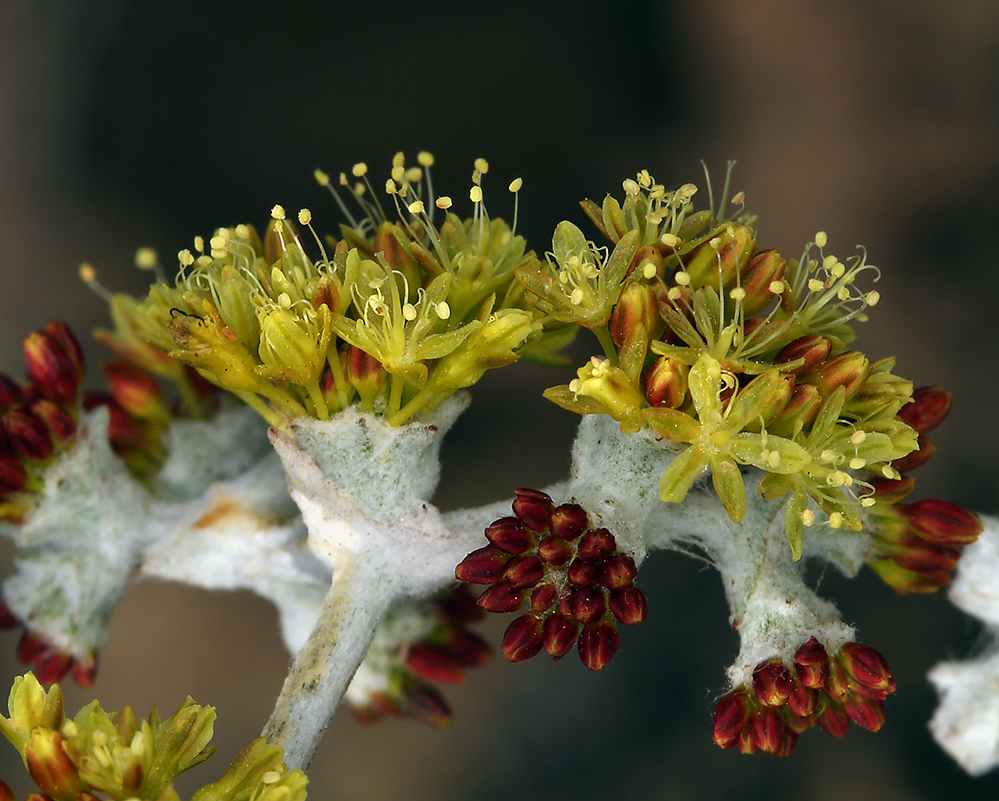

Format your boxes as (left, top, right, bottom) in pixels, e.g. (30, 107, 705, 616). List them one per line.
(0, 153, 991, 799)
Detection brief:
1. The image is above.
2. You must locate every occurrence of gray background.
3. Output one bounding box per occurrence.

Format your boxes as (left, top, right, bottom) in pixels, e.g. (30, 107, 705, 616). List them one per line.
(1, 1, 997, 798)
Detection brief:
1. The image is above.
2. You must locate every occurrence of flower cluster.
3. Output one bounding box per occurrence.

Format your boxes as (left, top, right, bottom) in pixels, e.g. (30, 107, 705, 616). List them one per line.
(456, 488, 647, 671)
(713, 637, 895, 756)
(0, 672, 306, 801)
(345, 587, 491, 727)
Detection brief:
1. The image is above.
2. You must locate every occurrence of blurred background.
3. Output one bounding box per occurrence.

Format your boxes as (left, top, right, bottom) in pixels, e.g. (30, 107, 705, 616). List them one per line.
(1, 1, 998, 798)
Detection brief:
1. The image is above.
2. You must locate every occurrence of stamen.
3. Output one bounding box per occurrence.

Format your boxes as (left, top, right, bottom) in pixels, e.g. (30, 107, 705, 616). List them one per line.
(271, 205, 286, 221)
(436, 196, 453, 209)
(298, 209, 312, 225)
(814, 231, 828, 248)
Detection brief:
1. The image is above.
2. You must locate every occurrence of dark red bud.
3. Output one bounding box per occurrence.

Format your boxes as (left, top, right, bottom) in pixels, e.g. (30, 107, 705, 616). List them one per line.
(455, 545, 511, 584)
(102, 361, 167, 421)
(843, 695, 886, 732)
(406, 644, 465, 684)
(31, 400, 76, 446)
(83, 392, 144, 449)
(566, 558, 600, 587)
(599, 553, 638, 589)
(804, 350, 870, 400)
(577, 621, 619, 670)
(501, 614, 544, 662)
(769, 383, 822, 436)
(774, 730, 798, 757)
(749, 707, 786, 754)
(739, 249, 787, 317)
(752, 660, 793, 707)
(793, 637, 829, 690)
(444, 631, 492, 668)
(870, 475, 916, 504)
(485, 517, 534, 554)
(0, 374, 24, 411)
(3, 410, 53, 461)
(0, 452, 27, 494)
(712, 689, 752, 750)
(405, 681, 453, 728)
(17, 630, 48, 663)
(609, 587, 647, 625)
(817, 703, 850, 737)
(774, 334, 831, 376)
(642, 356, 689, 409)
(787, 678, 818, 718)
(549, 503, 589, 540)
(0, 780, 14, 801)
(568, 586, 606, 624)
(502, 555, 545, 589)
(71, 652, 97, 688)
(577, 528, 617, 563)
(34, 649, 73, 686)
(476, 582, 526, 613)
(538, 535, 573, 566)
(23, 331, 82, 405)
(898, 386, 952, 434)
(890, 540, 961, 574)
(43, 322, 85, 379)
(892, 435, 935, 473)
(530, 583, 558, 613)
(0, 598, 19, 629)
(512, 488, 553, 532)
(736, 725, 758, 754)
(542, 614, 579, 660)
(824, 656, 850, 700)
(899, 498, 983, 545)
(839, 643, 895, 693)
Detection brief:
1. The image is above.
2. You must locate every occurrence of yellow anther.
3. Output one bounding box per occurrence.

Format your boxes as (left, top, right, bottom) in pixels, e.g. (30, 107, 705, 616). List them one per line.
(622, 178, 640, 195)
(667, 286, 682, 301)
(769, 280, 785, 295)
(135, 247, 158, 269)
(196, 255, 212, 267)
(729, 287, 747, 301)
(861, 497, 877, 508)
(354, 182, 366, 196)
(768, 451, 781, 469)
(61, 720, 78, 738)
(298, 209, 312, 225)
(709, 237, 722, 250)
(385, 179, 397, 195)
(278, 293, 292, 308)
(178, 249, 195, 267)
(469, 186, 483, 203)
(583, 264, 599, 280)
(417, 151, 434, 167)
(402, 303, 417, 321)
(819, 448, 837, 462)
(569, 378, 581, 394)
(79, 263, 98, 283)
(130, 731, 145, 756)
(474, 157, 489, 174)
(339, 172, 349, 186)
(95, 746, 112, 767)
(637, 169, 652, 188)
(674, 271, 691, 286)
(194, 235, 205, 252)
(659, 232, 681, 248)
(829, 511, 844, 529)
(392, 152, 405, 168)
(837, 286, 851, 301)
(850, 430, 867, 445)
(391, 165, 405, 183)
(731, 191, 745, 205)
(865, 290, 880, 306)
(314, 169, 330, 186)
(436, 196, 453, 209)
(352, 162, 368, 177)
(210, 234, 228, 251)
(642, 262, 657, 280)
(262, 771, 282, 785)
(570, 287, 585, 305)
(92, 731, 108, 748)
(271, 205, 286, 221)
(435, 301, 451, 320)
(405, 167, 422, 183)
(557, 271, 569, 284)
(235, 224, 251, 239)
(814, 231, 828, 248)
(830, 261, 846, 279)
(509, 177, 523, 192)
(849, 457, 866, 470)
(677, 183, 698, 198)
(822, 255, 838, 271)
(408, 200, 425, 214)
(808, 278, 824, 292)
(800, 509, 815, 526)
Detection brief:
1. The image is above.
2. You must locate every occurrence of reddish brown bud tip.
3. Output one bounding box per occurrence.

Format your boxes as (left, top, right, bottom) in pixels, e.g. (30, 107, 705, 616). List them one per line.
(803, 350, 870, 400)
(787, 679, 819, 718)
(476, 582, 526, 613)
(406, 644, 466, 684)
(0, 780, 15, 801)
(892, 435, 936, 473)
(456, 545, 511, 584)
(898, 386, 952, 434)
(817, 704, 850, 737)
(774, 334, 831, 376)
(749, 707, 786, 754)
(793, 637, 829, 689)
(899, 498, 983, 545)
(445, 631, 492, 668)
(501, 614, 544, 662)
(0, 598, 19, 629)
(577, 621, 619, 670)
(843, 695, 886, 732)
(34, 650, 72, 686)
(643, 356, 689, 409)
(43, 321, 85, 378)
(599, 553, 638, 589)
(31, 400, 76, 446)
(736, 725, 758, 754)
(769, 383, 822, 436)
(0, 451, 27, 495)
(568, 586, 606, 624)
(542, 614, 579, 661)
(870, 475, 916, 504)
(405, 681, 453, 728)
(538, 535, 573, 566)
(752, 660, 793, 707)
(577, 528, 617, 563)
(512, 488, 553, 532)
(0, 374, 24, 411)
(566, 558, 600, 587)
(609, 586, 647, 625)
(774, 730, 798, 757)
(502, 555, 545, 589)
(102, 361, 167, 421)
(17, 630, 49, 663)
(549, 503, 589, 540)
(485, 517, 534, 554)
(890, 540, 961, 575)
(26, 728, 85, 798)
(824, 657, 851, 700)
(713, 689, 752, 749)
(3, 410, 54, 461)
(739, 249, 787, 316)
(23, 331, 83, 405)
(839, 643, 894, 693)
(530, 583, 558, 613)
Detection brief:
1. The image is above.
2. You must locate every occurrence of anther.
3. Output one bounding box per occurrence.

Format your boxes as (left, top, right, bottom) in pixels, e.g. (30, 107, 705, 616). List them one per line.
(314, 169, 330, 186)
(815, 231, 828, 248)
(823, 255, 838, 271)
(392, 152, 406, 168)
(623, 179, 640, 195)
(436, 196, 453, 209)
(731, 191, 745, 205)
(829, 512, 844, 529)
(298, 209, 312, 225)
(769, 280, 785, 294)
(386, 179, 398, 194)
(474, 157, 489, 174)
(470, 186, 483, 203)
(403, 303, 417, 321)
(509, 177, 523, 192)
(570, 288, 585, 305)
(861, 497, 876, 508)
(196, 255, 212, 267)
(235, 224, 251, 239)
(849, 457, 866, 470)
(178, 249, 195, 267)
(408, 200, 425, 214)
(262, 771, 281, 785)
(865, 290, 880, 306)
(61, 720, 78, 738)
(278, 293, 292, 308)
(135, 247, 158, 269)
(194, 235, 205, 253)
(271, 205, 286, 221)
(436, 301, 451, 320)
(801, 509, 815, 526)
(675, 271, 691, 286)
(808, 278, 824, 292)
(642, 262, 657, 279)
(660, 233, 681, 248)
(405, 167, 422, 183)
(417, 151, 434, 167)
(837, 286, 851, 301)
(667, 287, 682, 301)
(850, 431, 867, 445)
(352, 162, 368, 177)
(730, 287, 747, 301)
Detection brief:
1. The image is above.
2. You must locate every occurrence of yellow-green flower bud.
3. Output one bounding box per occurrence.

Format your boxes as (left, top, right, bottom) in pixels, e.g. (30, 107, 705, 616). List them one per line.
(25, 729, 85, 799)
(572, 358, 646, 433)
(0, 673, 64, 757)
(643, 356, 689, 409)
(682, 225, 756, 291)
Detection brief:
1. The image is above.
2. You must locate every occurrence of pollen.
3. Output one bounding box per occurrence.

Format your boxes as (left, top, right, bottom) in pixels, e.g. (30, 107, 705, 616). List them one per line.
(135, 247, 158, 269)
(271, 205, 286, 221)
(509, 177, 523, 192)
(391, 165, 405, 183)
(660, 233, 681, 248)
(235, 224, 251, 239)
(435, 301, 451, 320)
(837, 286, 851, 301)
(178, 249, 195, 267)
(314, 169, 330, 186)
(667, 287, 682, 301)
(866, 290, 881, 306)
(474, 157, 489, 174)
(352, 162, 368, 177)
(469, 186, 483, 203)
(408, 200, 425, 214)
(622, 178, 640, 195)
(417, 151, 435, 167)
(861, 497, 877, 507)
(196, 255, 212, 267)
(642, 262, 658, 279)
(436, 196, 453, 209)
(298, 208, 312, 225)
(675, 271, 691, 286)
(814, 231, 828, 248)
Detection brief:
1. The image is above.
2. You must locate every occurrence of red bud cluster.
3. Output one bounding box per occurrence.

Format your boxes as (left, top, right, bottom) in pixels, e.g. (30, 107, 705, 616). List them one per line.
(455, 488, 647, 671)
(348, 586, 491, 728)
(0, 599, 96, 687)
(712, 637, 895, 756)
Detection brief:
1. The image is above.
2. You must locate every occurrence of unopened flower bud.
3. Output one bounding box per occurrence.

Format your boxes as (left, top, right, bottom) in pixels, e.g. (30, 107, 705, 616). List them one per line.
(768, 383, 822, 437)
(501, 614, 544, 662)
(752, 660, 793, 707)
(347, 345, 385, 408)
(485, 517, 535, 554)
(512, 487, 553, 532)
(608, 587, 647, 625)
(712, 689, 752, 750)
(34, 650, 72, 686)
(103, 361, 170, 424)
(642, 356, 688, 408)
(774, 334, 831, 376)
(502, 555, 545, 589)
(566, 558, 600, 587)
(568, 586, 606, 624)
(817, 703, 850, 737)
(892, 434, 935, 473)
(0, 780, 14, 801)
(869, 475, 916, 504)
(577, 528, 617, 563)
(31, 400, 76, 446)
(23, 330, 83, 405)
(476, 582, 526, 613)
(43, 322, 85, 382)
(0, 374, 24, 411)
(803, 350, 870, 400)
(577, 621, 620, 670)
(25, 729, 85, 798)
(898, 498, 983, 545)
(843, 695, 886, 732)
(530, 583, 558, 613)
(599, 553, 638, 589)
(749, 707, 786, 754)
(736, 725, 758, 754)
(738, 249, 786, 316)
(549, 503, 589, 540)
(683, 225, 756, 290)
(787, 679, 818, 717)
(610, 282, 657, 347)
(793, 637, 829, 689)
(823, 656, 851, 700)
(839, 642, 895, 694)
(890, 539, 961, 574)
(455, 545, 511, 584)
(405, 644, 466, 684)
(774, 730, 798, 757)
(71, 652, 97, 687)
(2, 410, 53, 461)
(543, 614, 579, 660)
(0, 452, 26, 495)
(897, 385, 952, 434)
(868, 557, 949, 594)
(537, 535, 573, 566)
